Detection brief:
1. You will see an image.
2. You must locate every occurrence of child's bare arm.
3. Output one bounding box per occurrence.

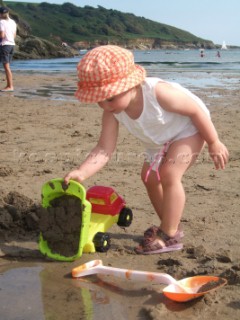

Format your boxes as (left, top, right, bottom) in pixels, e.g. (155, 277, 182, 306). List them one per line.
(64, 111, 119, 184)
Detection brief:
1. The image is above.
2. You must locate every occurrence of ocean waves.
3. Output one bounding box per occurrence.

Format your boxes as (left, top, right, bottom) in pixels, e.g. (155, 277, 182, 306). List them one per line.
(11, 49, 240, 75)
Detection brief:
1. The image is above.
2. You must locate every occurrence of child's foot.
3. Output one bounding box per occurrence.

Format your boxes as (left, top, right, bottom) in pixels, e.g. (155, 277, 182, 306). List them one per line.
(135, 229, 183, 255)
(143, 224, 184, 240)
(0, 87, 14, 92)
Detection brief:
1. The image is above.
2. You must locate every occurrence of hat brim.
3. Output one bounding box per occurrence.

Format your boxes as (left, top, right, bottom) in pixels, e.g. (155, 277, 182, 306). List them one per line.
(75, 64, 146, 103)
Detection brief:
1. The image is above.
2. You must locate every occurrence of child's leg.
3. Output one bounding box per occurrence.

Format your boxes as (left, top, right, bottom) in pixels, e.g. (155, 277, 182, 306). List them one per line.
(141, 133, 205, 238)
(141, 163, 164, 220)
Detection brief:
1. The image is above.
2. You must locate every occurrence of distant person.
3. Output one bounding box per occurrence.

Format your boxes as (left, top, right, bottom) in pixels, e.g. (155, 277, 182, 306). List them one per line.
(0, 7, 17, 92)
(64, 45, 229, 254)
(200, 48, 205, 58)
(216, 51, 221, 58)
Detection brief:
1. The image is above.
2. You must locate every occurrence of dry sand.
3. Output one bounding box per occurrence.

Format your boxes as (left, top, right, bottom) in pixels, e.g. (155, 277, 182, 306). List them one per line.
(0, 72, 240, 319)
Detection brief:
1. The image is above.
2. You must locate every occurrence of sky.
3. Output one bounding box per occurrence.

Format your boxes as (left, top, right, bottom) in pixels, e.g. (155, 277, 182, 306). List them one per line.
(6, 0, 240, 46)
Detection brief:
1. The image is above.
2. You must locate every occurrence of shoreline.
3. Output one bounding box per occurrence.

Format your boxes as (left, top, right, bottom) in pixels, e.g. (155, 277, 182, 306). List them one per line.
(1, 70, 239, 102)
(0, 72, 240, 319)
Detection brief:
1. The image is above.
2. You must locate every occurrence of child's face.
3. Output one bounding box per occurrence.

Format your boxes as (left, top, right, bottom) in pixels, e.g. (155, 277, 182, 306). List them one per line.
(98, 89, 133, 114)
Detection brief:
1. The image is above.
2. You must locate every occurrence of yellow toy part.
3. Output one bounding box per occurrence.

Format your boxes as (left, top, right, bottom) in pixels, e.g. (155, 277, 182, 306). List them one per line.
(82, 212, 119, 253)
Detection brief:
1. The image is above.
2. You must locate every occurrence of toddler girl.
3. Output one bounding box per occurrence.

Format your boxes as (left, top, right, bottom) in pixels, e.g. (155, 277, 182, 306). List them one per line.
(64, 45, 229, 254)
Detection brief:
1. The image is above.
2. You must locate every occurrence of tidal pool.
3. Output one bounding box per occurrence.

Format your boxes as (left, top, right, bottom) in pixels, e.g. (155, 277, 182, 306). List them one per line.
(0, 261, 167, 320)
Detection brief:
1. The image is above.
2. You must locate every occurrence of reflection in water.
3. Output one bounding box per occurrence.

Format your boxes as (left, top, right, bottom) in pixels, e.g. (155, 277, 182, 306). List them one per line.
(39, 268, 93, 320)
(0, 266, 44, 320)
(70, 275, 168, 319)
(72, 277, 130, 319)
(40, 269, 131, 319)
(14, 85, 77, 101)
(10, 73, 240, 102)
(1, 264, 177, 319)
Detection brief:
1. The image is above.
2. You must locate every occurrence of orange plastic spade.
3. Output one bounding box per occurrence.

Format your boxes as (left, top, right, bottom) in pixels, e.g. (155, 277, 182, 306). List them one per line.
(162, 274, 227, 302)
(72, 260, 227, 302)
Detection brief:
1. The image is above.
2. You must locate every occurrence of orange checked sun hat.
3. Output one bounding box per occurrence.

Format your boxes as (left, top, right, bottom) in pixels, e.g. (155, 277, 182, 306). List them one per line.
(75, 45, 146, 103)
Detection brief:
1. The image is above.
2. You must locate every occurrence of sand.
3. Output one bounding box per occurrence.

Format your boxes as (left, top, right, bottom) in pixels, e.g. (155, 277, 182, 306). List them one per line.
(0, 72, 240, 319)
(39, 195, 83, 257)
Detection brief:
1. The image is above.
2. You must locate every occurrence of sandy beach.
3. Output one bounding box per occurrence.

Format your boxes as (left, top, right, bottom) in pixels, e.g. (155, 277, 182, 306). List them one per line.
(0, 71, 240, 319)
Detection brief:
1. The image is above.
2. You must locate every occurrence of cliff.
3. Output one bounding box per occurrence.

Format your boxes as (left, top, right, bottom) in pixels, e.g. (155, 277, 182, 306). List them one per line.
(3, 1, 216, 60)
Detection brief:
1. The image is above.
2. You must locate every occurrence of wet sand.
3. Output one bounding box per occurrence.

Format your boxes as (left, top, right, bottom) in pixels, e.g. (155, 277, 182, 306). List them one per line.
(0, 72, 240, 319)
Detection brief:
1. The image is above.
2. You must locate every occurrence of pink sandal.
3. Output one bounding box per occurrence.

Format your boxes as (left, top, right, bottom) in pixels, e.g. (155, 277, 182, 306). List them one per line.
(143, 225, 160, 239)
(143, 225, 184, 240)
(135, 229, 183, 255)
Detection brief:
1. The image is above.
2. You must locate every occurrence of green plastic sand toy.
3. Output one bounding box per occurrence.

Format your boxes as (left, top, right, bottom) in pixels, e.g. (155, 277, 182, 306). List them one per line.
(39, 178, 133, 261)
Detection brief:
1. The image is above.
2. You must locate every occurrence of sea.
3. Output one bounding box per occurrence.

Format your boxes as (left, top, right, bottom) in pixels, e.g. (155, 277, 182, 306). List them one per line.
(10, 48, 240, 98)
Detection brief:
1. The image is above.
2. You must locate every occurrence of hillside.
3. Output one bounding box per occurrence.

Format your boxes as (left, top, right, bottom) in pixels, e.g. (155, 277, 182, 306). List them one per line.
(5, 1, 213, 49)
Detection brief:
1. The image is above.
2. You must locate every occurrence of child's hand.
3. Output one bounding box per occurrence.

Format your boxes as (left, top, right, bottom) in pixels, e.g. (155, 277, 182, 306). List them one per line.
(208, 139, 229, 170)
(64, 169, 85, 185)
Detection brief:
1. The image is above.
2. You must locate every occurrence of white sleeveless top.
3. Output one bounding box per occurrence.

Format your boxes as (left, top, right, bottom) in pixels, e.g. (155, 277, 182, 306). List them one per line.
(114, 77, 210, 149)
(0, 18, 17, 46)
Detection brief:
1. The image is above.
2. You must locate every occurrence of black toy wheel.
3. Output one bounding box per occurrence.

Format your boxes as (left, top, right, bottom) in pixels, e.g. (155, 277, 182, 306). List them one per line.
(93, 232, 111, 252)
(117, 207, 133, 227)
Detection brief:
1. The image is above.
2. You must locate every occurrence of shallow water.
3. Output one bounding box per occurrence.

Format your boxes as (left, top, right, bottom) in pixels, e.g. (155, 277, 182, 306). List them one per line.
(0, 264, 44, 320)
(0, 261, 170, 319)
(9, 48, 240, 101)
(8, 71, 239, 102)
